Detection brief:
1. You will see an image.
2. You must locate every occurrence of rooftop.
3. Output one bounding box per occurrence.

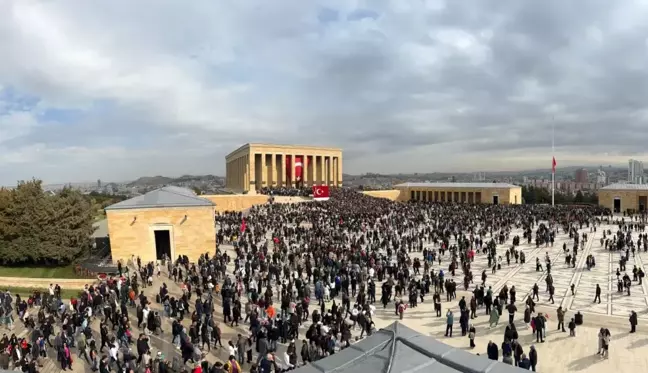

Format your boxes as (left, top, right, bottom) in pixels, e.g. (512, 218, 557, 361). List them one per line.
(105, 186, 214, 210)
(226, 143, 342, 159)
(601, 183, 648, 190)
(293, 322, 519, 373)
(394, 182, 520, 189)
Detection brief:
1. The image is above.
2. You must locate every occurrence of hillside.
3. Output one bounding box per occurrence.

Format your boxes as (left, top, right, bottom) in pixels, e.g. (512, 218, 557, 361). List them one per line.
(127, 176, 174, 187)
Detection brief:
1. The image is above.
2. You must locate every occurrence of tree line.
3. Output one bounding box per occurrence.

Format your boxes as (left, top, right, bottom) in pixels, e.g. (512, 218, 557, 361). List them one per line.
(522, 185, 598, 205)
(0, 180, 95, 265)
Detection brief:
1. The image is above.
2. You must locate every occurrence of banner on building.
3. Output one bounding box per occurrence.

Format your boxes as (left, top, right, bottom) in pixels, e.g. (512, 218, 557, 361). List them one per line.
(312, 185, 330, 201)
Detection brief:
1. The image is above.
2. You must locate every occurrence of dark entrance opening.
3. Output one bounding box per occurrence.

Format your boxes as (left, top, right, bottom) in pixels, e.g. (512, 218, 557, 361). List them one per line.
(640, 196, 647, 212)
(613, 198, 621, 213)
(493, 195, 499, 205)
(154, 230, 171, 260)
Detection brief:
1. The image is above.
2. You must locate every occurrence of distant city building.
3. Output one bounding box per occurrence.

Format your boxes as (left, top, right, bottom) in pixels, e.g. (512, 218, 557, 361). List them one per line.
(574, 168, 588, 183)
(596, 167, 607, 184)
(97, 179, 102, 190)
(628, 159, 644, 184)
(472, 172, 486, 181)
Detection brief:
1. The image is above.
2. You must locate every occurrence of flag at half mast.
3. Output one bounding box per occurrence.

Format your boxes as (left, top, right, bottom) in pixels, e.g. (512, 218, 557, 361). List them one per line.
(552, 157, 557, 173)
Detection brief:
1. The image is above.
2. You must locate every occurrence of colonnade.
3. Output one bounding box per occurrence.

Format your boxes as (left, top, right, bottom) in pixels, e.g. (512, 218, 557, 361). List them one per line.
(409, 189, 483, 204)
(226, 152, 342, 192)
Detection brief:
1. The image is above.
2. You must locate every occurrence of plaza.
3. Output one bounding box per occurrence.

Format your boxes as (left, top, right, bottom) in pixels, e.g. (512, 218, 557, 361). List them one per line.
(210, 219, 648, 373)
(9, 212, 648, 373)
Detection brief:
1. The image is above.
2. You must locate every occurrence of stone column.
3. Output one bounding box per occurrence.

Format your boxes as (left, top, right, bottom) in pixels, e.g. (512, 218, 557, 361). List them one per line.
(260, 153, 266, 189)
(270, 153, 276, 187)
(290, 154, 297, 187)
(238, 158, 242, 191)
(327, 156, 334, 186)
(240, 157, 244, 191)
(323, 156, 328, 185)
(230, 159, 236, 189)
(302, 154, 309, 187)
(249, 154, 256, 192)
(332, 157, 338, 186)
(281, 154, 287, 187)
(232, 158, 235, 190)
(244, 155, 250, 192)
(233, 158, 238, 190)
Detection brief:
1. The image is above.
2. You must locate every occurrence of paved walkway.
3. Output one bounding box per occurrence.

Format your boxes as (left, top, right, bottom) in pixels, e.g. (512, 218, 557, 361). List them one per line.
(14, 221, 648, 373)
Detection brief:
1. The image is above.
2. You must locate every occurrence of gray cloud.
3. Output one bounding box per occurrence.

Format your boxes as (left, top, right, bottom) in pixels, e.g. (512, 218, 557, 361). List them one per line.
(1, 0, 648, 183)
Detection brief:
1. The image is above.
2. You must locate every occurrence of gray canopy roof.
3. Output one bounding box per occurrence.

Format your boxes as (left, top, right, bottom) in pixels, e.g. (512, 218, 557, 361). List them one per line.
(105, 186, 214, 210)
(293, 322, 523, 373)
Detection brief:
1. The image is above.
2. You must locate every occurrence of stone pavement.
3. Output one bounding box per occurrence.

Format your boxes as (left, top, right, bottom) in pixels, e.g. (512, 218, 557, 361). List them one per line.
(418, 223, 648, 322)
(207, 221, 648, 373)
(15, 220, 648, 373)
(369, 293, 648, 373)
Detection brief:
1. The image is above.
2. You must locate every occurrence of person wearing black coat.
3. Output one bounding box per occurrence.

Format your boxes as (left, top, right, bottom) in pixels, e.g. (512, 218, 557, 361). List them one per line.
(136, 334, 150, 364)
(529, 345, 538, 371)
(486, 340, 499, 361)
(534, 315, 545, 343)
(630, 310, 638, 333)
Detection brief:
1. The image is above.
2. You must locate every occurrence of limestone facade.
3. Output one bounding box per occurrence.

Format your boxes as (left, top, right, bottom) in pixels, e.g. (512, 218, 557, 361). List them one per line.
(362, 190, 405, 201)
(106, 206, 216, 264)
(599, 186, 648, 213)
(225, 143, 343, 193)
(204, 194, 270, 213)
(393, 183, 522, 205)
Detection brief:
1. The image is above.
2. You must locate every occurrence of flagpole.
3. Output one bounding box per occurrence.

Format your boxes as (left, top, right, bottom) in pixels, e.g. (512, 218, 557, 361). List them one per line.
(552, 119, 555, 207)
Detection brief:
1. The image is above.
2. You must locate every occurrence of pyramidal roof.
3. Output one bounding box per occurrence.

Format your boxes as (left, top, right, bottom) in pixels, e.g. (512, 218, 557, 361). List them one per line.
(293, 322, 521, 373)
(105, 186, 214, 210)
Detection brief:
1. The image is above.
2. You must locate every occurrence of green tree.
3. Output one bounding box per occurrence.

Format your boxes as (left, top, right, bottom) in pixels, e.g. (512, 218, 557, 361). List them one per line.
(574, 190, 584, 203)
(0, 180, 95, 265)
(522, 185, 574, 205)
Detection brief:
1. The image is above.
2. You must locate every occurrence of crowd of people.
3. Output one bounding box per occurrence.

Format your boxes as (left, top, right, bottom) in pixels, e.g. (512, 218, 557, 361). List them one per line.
(210, 188, 631, 372)
(257, 187, 311, 197)
(6, 187, 648, 373)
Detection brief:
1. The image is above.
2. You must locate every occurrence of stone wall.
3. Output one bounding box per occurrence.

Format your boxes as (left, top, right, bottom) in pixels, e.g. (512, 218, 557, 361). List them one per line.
(203, 194, 270, 213)
(107, 206, 216, 264)
(599, 190, 646, 212)
(362, 190, 404, 201)
(0, 277, 94, 290)
(397, 186, 522, 204)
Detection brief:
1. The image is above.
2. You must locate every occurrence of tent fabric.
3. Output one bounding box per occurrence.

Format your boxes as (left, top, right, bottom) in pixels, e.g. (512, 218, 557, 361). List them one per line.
(294, 322, 524, 373)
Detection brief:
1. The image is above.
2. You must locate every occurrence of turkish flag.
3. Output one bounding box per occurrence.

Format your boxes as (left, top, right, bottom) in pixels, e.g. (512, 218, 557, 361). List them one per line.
(552, 157, 557, 173)
(312, 185, 330, 201)
(240, 218, 246, 233)
(294, 156, 303, 181)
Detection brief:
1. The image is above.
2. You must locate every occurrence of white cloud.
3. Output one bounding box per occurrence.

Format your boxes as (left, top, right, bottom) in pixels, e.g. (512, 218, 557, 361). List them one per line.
(0, 111, 38, 145)
(1, 0, 648, 184)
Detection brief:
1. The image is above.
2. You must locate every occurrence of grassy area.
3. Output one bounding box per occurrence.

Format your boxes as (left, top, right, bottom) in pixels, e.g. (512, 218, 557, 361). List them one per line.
(0, 264, 91, 279)
(1, 286, 81, 300)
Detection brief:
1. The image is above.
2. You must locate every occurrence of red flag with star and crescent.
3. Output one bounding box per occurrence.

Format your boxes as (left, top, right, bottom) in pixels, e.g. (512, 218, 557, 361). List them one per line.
(552, 157, 557, 174)
(312, 185, 330, 201)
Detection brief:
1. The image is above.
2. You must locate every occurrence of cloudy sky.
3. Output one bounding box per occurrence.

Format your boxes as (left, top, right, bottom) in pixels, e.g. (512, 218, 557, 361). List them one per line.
(1, 0, 647, 185)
